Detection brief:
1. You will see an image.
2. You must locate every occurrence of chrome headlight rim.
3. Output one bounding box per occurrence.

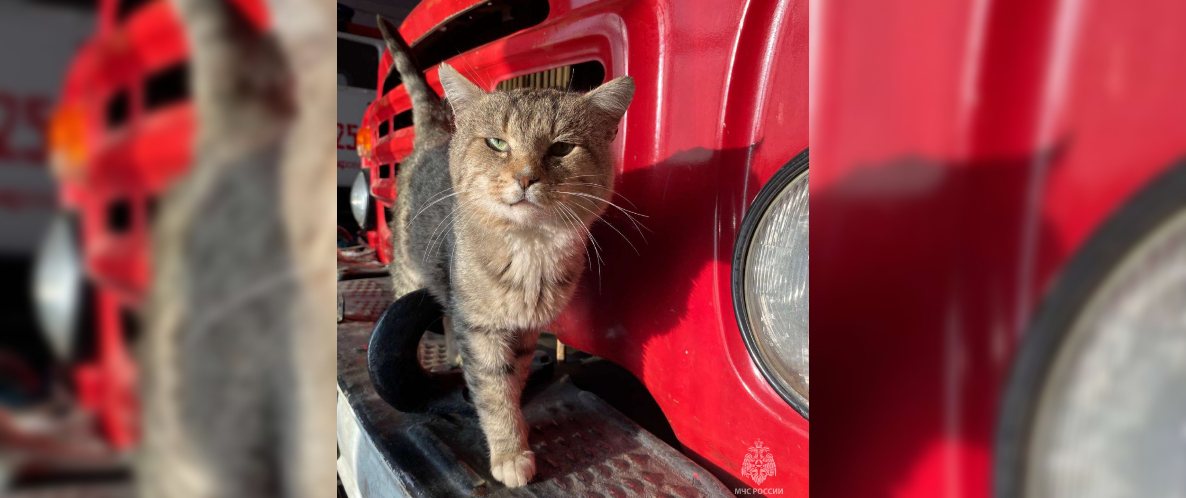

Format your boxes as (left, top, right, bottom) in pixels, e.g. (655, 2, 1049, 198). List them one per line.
(731, 148, 809, 419)
(32, 212, 85, 361)
(350, 170, 374, 229)
(995, 161, 1186, 498)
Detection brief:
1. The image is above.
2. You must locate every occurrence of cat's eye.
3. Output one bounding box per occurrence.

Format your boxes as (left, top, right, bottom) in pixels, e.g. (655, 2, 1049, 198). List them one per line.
(485, 138, 509, 152)
(548, 142, 576, 157)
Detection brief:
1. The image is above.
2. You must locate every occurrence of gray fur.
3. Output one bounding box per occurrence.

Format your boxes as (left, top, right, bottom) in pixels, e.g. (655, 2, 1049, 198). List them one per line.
(438, 63, 483, 114)
(379, 20, 634, 488)
(375, 16, 450, 150)
(140, 0, 337, 497)
(377, 16, 452, 299)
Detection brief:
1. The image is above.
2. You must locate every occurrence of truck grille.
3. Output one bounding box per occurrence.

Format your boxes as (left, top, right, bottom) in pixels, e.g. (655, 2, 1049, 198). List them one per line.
(497, 66, 572, 91)
(496, 61, 606, 92)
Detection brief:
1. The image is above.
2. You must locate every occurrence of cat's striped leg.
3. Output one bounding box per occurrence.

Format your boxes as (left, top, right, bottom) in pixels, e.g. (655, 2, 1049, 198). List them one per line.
(458, 324, 539, 487)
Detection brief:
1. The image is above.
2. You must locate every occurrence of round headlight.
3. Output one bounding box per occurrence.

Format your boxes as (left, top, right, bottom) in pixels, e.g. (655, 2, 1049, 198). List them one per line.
(351, 170, 373, 229)
(733, 152, 809, 417)
(996, 165, 1186, 498)
(32, 214, 83, 361)
(1019, 204, 1186, 498)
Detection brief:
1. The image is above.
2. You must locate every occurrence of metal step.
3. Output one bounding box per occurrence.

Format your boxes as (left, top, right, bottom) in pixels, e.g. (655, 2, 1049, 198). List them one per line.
(7, 482, 131, 498)
(337, 277, 733, 498)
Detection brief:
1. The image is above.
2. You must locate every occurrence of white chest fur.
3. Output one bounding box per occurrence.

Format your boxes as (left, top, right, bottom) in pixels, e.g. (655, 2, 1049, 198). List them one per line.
(455, 224, 583, 331)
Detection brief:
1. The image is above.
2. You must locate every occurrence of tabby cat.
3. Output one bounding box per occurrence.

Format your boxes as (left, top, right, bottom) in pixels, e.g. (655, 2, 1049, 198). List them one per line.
(377, 16, 634, 487)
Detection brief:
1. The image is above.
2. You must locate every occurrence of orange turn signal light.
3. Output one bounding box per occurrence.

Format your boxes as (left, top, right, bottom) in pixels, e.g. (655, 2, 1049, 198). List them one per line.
(47, 104, 87, 181)
(356, 122, 373, 158)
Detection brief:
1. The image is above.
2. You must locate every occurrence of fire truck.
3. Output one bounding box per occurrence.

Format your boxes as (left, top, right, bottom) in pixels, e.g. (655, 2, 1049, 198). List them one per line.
(339, 0, 807, 495)
(34, 0, 381, 459)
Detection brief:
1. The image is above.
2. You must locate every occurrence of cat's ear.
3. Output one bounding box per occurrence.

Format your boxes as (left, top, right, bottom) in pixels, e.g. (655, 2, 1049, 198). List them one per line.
(438, 63, 484, 115)
(582, 76, 635, 123)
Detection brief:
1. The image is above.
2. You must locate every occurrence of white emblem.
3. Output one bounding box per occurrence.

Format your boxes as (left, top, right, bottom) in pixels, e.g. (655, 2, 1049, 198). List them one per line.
(741, 439, 777, 485)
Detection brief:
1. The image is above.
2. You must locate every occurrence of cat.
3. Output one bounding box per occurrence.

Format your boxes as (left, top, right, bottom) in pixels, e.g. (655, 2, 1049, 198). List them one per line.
(139, 0, 337, 497)
(377, 16, 634, 488)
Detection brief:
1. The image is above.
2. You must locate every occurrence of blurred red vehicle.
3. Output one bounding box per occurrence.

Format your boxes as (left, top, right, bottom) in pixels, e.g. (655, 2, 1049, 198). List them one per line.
(39, 0, 374, 453)
(348, 0, 808, 493)
(41, 0, 196, 451)
(813, 1, 1186, 497)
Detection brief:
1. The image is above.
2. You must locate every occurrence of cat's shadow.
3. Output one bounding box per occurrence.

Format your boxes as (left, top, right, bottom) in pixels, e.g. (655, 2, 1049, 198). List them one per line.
(807, 143, 1069, 498)
(551, 143, 765, 381)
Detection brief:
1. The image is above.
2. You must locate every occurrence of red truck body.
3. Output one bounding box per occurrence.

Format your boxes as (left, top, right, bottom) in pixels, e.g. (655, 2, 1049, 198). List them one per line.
(51, 0, 271, 450)
(812, 0, 1186, 496)
(52, 0, 193, 450)
(358, 0, 808, 492)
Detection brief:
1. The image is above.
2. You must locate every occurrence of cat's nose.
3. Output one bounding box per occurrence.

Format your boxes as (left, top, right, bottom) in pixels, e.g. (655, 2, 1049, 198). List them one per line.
(513, 171, 540, 189)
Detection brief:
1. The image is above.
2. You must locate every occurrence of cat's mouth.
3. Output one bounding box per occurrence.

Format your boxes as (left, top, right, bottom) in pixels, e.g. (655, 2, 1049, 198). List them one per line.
(498, 186, 549, 222)
(496, 197, 546, 226)
(504, 189, 541, 208)
(503, 195, 541, 213)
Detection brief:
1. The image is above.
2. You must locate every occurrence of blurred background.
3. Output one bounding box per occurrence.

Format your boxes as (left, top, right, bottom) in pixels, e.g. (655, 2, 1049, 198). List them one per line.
(811, 0, 1186, 497)
(1, 0, 338, 495)
(5, 0, 1185, 496)
(0, 0, 124, 494)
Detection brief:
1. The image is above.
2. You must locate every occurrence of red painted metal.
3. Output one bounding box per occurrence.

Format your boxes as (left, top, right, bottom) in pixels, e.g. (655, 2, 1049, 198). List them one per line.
(73, 289, 138, 449)
(59, 0, 192, 307)
(359, 0, 808, 493)
(54, 0, 269, 450)
(55, 0, 193, 450)
(342, 22, 383, 40)
(812, 0, 1186, 496)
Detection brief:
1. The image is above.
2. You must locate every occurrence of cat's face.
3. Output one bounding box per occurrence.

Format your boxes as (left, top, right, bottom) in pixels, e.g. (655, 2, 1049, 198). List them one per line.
(439, 64, 634, 228)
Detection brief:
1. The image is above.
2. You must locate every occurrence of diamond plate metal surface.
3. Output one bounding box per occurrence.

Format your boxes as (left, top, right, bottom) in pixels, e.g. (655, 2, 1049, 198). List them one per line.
(8, 482, 132, 498)
(418, 331, 453, 372)
(337, 277, 392, 323)
(337, 285, 733, 498)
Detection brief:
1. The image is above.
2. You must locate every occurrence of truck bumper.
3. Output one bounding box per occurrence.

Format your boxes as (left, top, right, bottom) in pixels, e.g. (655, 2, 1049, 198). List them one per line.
(336, 276, 733, 497)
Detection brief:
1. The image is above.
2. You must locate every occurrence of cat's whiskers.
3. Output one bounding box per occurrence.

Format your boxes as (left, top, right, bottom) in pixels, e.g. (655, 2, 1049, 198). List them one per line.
(422, 214, 450, 262)
(440, 201, 494, 263)
(562, 196, 641, 255)
(450, 205, 480, 264)
(452, 54, 494, 93)
(421, 184, 460, 205)
(552, 182, 646, 239)
(551, 190, 652, 243)
(417, 184, 472, 213)
(561, 174, 605, 181)
(551, 205, 594, 272)
(556, 202, 602, 290)
(423, 202, 465, 262)
(431, 201, 486, 265)
(558, 190, 648, 244)
(552, 182, 639, 208)
(408, 186, 483, 226)
(551, 190, 648, 218)
(417, 183, 473, 211)
(447, 204, 485, 263)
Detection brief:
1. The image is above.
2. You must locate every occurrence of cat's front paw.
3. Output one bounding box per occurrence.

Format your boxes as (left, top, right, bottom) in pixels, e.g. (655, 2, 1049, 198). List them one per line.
(490, 450, 535, 488)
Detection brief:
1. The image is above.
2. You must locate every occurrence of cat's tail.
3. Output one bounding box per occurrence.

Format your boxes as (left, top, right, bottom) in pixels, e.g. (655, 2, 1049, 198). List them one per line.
(376, 15, 450, 148)
(368, 289, 473, 415)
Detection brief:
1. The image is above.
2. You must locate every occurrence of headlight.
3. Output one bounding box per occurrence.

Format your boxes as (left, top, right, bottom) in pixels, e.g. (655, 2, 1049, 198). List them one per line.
(350, 170, 373, 229)
(733, 152, 808, 417)
(1008, 197, 1186, 498)
(32, 214, 83, 361)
